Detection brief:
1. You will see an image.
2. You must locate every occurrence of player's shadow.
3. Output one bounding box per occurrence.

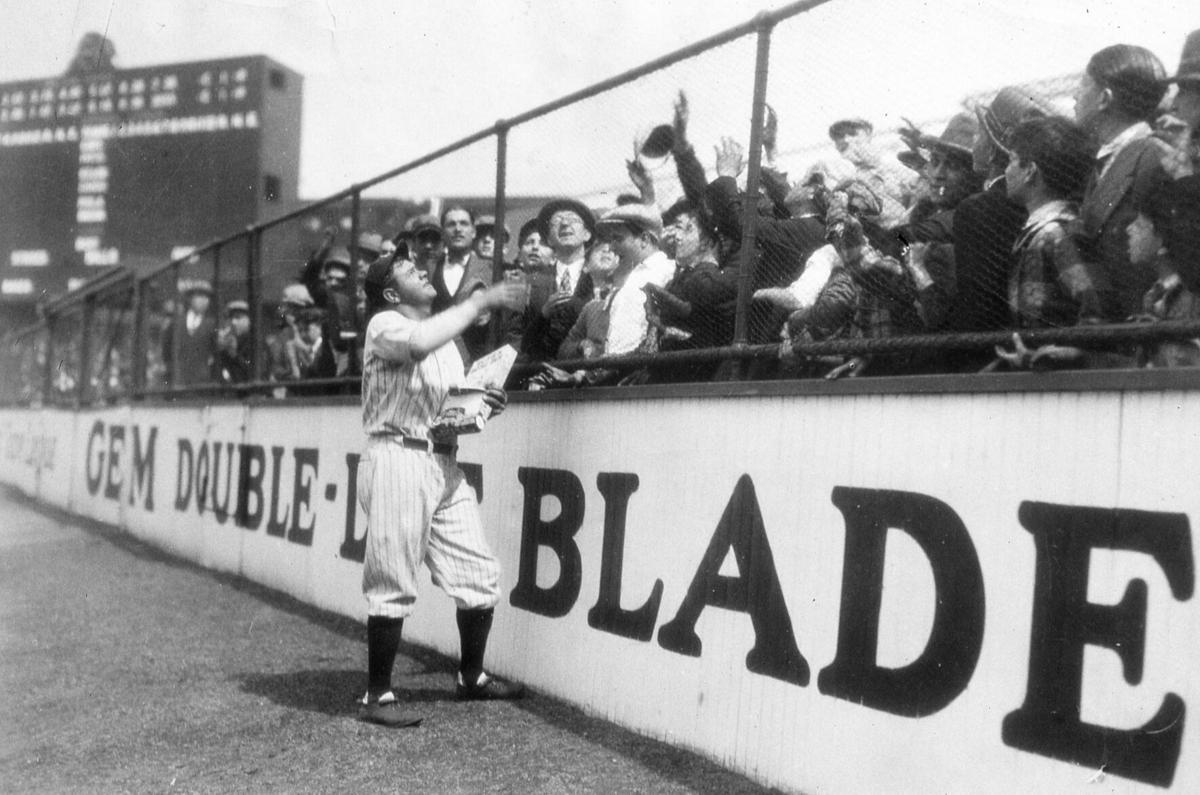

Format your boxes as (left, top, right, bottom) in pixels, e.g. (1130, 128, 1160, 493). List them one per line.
(238, 666, 457, 716)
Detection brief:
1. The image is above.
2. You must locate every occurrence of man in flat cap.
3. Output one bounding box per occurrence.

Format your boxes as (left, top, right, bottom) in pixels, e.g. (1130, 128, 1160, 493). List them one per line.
(592, 204, 674, 356)
(473, 215, 510, 263)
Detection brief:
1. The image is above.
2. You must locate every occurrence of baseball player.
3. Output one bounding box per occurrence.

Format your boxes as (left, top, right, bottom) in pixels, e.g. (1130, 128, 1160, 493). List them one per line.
(357, 251, 528, 727)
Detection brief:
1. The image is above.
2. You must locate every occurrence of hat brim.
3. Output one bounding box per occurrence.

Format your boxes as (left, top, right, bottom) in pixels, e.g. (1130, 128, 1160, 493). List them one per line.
(537, 198, 596, 239)
(918, 134, 974, 161)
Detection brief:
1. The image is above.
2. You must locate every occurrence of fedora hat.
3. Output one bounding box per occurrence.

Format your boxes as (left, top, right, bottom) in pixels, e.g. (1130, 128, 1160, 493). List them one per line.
(537, 198, 596, 240)
(639, 124, 676, 158)
(917, 112, 978, 160)
(1163, 29, 1200, 86)
(976, 86, 1056, 152)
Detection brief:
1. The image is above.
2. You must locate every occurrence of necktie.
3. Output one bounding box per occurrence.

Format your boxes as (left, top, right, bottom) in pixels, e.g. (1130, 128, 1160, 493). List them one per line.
(559, 268, 571, 293)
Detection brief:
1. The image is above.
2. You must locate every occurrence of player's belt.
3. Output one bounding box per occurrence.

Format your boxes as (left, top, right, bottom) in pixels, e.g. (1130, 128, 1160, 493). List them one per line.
(400, 436, 457, 456)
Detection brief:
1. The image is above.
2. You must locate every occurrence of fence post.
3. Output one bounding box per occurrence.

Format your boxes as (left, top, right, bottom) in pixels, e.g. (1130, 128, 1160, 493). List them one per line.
(77, 297, 93, 407)
(246, 231, 263, 383)
(489, 121, 510, 351)
(131, 277, 145, 395)
(731, 14, 775, 378)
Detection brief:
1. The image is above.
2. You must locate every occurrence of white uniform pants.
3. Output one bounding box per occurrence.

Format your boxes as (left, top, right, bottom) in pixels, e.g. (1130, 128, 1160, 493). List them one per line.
(360, 436, 501, 618)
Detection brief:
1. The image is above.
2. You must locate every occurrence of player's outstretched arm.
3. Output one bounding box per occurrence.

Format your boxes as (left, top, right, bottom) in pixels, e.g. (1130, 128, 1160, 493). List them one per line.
(407, 282, 527, 359)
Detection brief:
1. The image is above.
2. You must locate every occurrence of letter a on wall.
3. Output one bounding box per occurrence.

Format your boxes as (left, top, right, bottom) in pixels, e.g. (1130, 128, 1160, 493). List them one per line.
(658, 474, 808, 686)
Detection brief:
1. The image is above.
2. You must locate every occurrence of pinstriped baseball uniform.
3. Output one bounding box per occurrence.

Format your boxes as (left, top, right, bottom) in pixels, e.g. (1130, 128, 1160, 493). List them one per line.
(359, 309, 500, 619)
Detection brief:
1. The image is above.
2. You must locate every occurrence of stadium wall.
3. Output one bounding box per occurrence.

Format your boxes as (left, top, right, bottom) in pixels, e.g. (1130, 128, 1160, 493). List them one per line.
(1, 389, 1197, 794)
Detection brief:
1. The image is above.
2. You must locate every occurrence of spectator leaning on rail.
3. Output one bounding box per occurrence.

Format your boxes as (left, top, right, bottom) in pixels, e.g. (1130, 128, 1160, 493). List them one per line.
(593, 203, 674, 358)
(1127, 176, 1200, 366)
(161, 277, 217, 387)
(992, 117, 1108, 371)
(519, 198, 598, 362)
(1075, 43, 1172, 318)
(947, 86, 1057, 369)
(643, 198, 739, 383)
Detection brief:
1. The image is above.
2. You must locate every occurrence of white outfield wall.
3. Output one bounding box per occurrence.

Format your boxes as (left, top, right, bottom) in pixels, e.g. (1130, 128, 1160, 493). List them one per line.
(2, 378, 1199, 794)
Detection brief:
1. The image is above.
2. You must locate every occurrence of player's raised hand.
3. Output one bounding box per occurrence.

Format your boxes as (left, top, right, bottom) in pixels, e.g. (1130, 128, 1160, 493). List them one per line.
(476, 280, 529, 312)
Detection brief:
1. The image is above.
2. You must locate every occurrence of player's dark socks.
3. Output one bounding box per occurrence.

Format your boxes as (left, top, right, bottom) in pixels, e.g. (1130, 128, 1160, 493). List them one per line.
(366, 615, 404, 698)
(456, 607, 494, 684)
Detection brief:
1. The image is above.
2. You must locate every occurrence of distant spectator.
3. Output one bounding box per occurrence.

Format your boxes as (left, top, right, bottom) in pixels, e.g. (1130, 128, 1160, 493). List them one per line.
(265, 283, 314, 384)
(1128, 176, 1200, 366)
(1076, 44, 1172, 317)
(409, 214, 445, 273)
(496, 219, 555, 356)
(65, 32, 116, 77)
(473, 215, 510, 263)
(947, 86, 1057, 368)
(1003, 117, 1106, 332)
(434, 206, 494, 363)
(161, 278, 216, 387)
(520, 199, 598, 362)
(829, 118, 915, 227)
(1160, 29, 1200, 175)
(302, 241, 359, 380)
(217, 299, 253, 384)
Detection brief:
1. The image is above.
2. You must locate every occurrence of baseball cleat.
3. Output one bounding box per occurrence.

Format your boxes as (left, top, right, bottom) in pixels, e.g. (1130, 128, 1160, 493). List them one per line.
(456, 671, 525, 701)
(358, 691, 423, 727)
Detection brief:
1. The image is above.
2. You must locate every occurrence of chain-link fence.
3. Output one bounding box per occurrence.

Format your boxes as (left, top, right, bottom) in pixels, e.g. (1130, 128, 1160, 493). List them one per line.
(3, 0, 1198, 404)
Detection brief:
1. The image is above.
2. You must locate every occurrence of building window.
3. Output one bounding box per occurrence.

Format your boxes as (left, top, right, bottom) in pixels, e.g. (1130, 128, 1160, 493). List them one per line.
(263, 174, 281, 202)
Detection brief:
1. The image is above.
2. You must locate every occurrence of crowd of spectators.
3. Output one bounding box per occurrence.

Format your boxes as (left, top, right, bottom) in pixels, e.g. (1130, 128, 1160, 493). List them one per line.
(159, 31, 1200, 391)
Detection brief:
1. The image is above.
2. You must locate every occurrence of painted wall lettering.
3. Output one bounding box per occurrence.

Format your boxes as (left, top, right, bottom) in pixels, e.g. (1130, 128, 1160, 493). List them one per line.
(267, 445, 289, 538)
(103, 424, 124, 500)
(587, 473, 663, 642)
(129, 426, 156, 511)
(288, 448, 319, 546)
(235, 443, 265, 529)
(85, 420, 105, 495)
(340, 453, 365, 562)
(510, 467, 585, 617)
(1002, 502, 1195, 787)
(817, 487, 985, 716)
(658, 475, 808, 687)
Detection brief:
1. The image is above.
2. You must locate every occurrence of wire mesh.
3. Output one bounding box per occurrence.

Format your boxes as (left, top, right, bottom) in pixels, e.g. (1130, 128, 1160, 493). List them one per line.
(503, 33, 759, 385)
(82, 284, 134, 403)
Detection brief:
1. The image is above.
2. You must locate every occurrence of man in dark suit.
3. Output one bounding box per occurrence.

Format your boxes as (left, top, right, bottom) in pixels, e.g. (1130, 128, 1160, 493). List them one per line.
(430, 206, 495, 363)
(162, 278, 217, 387)
(519, 198, 597, 363)
(1075, 44, 1172, 318)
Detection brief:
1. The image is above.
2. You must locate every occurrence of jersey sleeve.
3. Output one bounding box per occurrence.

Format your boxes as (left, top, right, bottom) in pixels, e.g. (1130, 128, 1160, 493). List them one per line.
(365, 311, 416, 363)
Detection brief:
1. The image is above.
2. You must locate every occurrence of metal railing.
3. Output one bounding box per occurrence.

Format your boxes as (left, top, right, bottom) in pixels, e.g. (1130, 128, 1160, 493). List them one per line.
(0, 0, 1192, 406)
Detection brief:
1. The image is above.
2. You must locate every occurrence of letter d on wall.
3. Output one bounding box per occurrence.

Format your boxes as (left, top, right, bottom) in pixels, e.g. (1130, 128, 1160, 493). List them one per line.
(818, 487, 985, 716)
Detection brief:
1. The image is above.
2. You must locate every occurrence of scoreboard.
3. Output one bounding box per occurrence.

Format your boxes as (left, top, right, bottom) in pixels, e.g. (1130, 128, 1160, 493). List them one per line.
(0, 55, 302, 307)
